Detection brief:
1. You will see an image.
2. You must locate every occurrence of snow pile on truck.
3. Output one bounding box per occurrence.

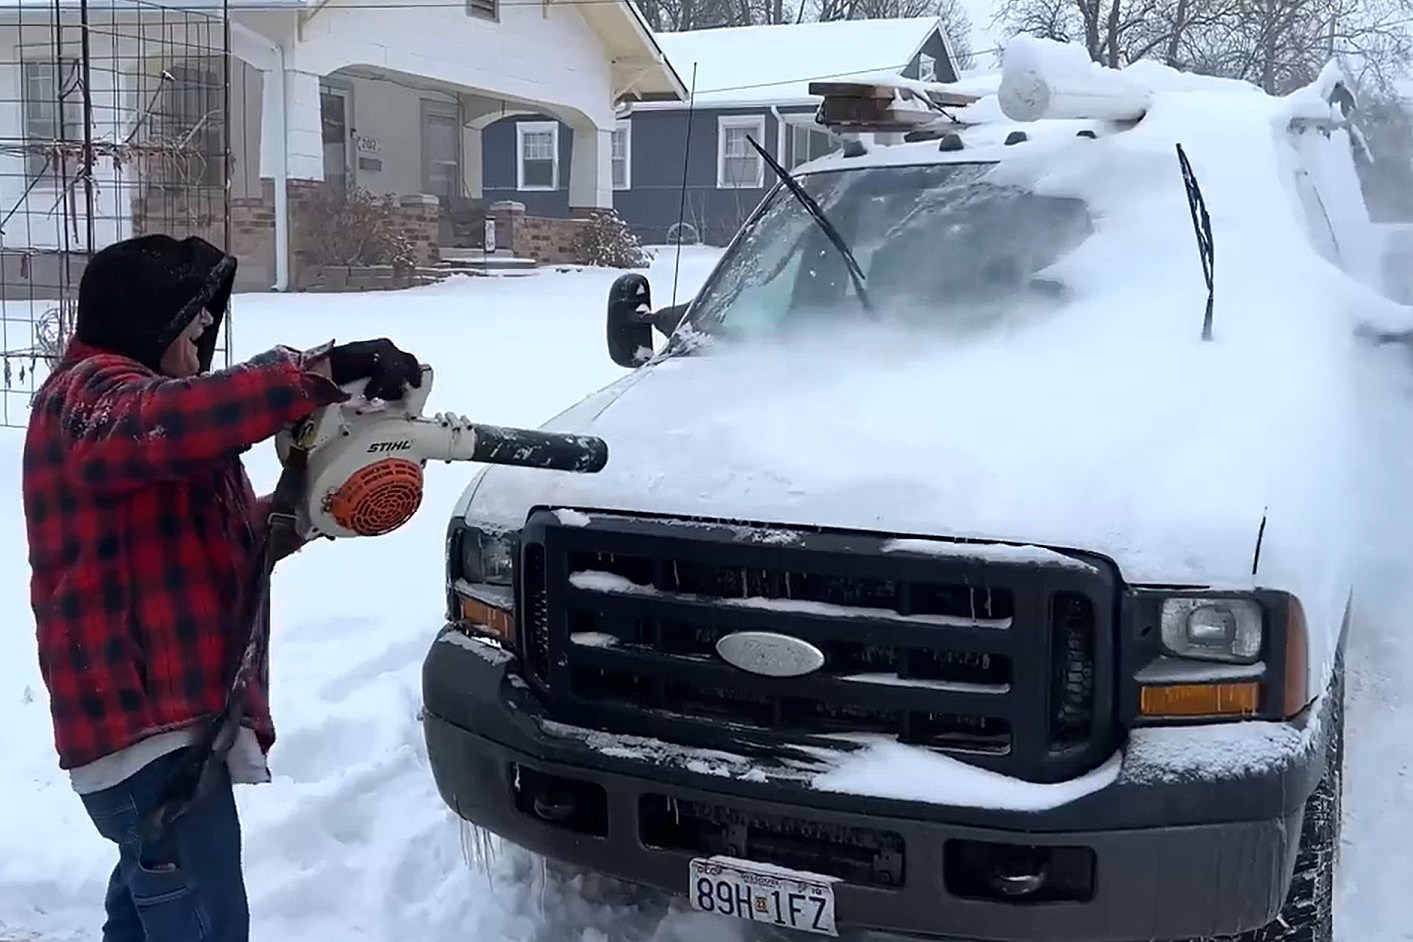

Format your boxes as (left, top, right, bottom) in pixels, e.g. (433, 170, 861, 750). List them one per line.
(470, 36, 1385, 701)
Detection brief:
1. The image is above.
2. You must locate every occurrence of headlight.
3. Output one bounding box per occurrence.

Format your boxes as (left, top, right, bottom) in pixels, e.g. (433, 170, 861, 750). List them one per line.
(449, 523, 519, 645)
(459, 526, 519, 586)
(1159, 597, 1262, 664)
(1127, 589, 1310, 725)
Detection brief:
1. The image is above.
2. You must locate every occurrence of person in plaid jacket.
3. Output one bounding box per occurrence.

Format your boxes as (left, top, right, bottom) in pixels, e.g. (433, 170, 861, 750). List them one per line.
(23, 233, 422, 942)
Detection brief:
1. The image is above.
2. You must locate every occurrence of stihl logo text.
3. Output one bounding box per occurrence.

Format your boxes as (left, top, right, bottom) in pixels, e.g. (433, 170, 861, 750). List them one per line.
(367, 440, 412, 453)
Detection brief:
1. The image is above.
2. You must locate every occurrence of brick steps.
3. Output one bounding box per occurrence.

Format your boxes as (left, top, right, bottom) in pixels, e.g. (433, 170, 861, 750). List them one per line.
(437, 248, 539, 277)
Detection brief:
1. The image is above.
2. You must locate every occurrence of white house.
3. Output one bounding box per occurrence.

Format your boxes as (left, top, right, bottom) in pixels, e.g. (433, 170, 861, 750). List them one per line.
(0, 0, 686, 293)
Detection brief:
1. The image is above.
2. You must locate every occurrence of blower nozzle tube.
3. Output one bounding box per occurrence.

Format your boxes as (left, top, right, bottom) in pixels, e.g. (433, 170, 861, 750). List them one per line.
(418, 417, 608, 473)
(470, 424, 609, 473)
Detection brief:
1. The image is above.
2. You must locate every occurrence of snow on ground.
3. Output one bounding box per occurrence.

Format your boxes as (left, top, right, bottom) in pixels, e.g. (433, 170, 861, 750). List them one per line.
(1336, 341, 1413, 942)
(0, 246, 739, 942)
(2, 256, 1408, 942)
(2, 245, 1411, 942)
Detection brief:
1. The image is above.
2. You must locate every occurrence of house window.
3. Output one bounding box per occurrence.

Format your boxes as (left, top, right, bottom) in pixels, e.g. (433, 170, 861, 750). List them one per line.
(516, 120, 558, 190)
(717, 115, 765, 189)
(788, 121, 838, 170)
(157, 60, 226, 187)
(915, 30, 955, 83)
(21, 58, 82, 181)
(612, 120, 631, 190)
(467, 0, 497, 18)
(422, 100, 461, 198)
(919, 52, 939, 82)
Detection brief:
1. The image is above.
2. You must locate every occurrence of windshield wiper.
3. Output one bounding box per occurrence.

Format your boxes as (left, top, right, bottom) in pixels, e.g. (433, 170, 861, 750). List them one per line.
(746, 134, 875, 318)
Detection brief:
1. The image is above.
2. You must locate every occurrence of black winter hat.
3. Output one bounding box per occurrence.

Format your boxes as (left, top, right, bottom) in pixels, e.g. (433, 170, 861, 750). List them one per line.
(75, 233, 238, 373)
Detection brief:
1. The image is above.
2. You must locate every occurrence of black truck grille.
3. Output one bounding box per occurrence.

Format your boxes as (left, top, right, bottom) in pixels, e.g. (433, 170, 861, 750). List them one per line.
(518, 511, 1117, 784)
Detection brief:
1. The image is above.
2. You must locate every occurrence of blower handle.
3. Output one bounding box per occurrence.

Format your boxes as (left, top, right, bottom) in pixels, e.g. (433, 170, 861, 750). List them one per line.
(470, 424, 609, 474)
(417, 418, 608, 473)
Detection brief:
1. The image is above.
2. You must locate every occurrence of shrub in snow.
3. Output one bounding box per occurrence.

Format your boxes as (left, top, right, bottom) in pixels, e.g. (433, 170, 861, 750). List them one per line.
(300, 184, 417, 273)
(572, 210, 649, 269)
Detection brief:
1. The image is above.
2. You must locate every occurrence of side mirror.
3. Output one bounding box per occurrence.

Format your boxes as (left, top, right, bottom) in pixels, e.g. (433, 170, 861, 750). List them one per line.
(607, 273, 655, 368)
(607, 274, 692, 367)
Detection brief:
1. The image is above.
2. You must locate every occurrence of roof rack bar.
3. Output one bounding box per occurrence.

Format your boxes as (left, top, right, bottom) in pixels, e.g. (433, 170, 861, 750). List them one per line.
(810, 80, 981, 110)
(810, 79, 981, 135)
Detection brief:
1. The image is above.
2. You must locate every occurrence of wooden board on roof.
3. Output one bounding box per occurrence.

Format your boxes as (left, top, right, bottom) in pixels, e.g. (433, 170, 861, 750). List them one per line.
(809, 80, 984, 133)
(808, 80, 982, 109)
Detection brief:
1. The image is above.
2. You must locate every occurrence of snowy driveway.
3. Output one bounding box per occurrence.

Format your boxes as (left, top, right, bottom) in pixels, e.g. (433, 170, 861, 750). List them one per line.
(1, 245, 1412, 942)
(0, 248, 730, 942)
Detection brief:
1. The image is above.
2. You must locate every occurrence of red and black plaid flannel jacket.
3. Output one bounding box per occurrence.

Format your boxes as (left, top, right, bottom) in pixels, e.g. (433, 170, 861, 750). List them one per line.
(24, 339, 346, 770)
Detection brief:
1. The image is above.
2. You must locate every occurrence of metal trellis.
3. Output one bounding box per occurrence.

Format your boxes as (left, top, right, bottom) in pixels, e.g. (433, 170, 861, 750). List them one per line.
(0, 0, 234, 428)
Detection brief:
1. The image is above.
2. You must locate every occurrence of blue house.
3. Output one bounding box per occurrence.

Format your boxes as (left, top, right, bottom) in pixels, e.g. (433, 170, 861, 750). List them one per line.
(480, 16, 961, 246)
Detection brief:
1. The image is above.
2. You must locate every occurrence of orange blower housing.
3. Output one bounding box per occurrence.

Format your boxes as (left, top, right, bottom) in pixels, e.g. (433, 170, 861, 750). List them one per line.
(273, 363, 608, 542)
(323, 457, 426, 537)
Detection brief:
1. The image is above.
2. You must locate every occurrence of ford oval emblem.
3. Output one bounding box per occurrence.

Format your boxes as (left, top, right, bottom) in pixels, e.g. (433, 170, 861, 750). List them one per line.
(715, 631, 825, 678)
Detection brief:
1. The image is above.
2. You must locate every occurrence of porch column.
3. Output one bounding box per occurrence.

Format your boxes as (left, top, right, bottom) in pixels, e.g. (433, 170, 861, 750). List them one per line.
(282, 70, 326, 182)
(250, 68, 325, 290)
(461, 125, 483, 200)
(568, 123, 613, 211)
(256, 68, 323, 182)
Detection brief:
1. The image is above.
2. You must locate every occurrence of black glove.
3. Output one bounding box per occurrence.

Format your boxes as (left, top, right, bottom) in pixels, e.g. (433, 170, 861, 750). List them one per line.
(327, 338, 422, 401)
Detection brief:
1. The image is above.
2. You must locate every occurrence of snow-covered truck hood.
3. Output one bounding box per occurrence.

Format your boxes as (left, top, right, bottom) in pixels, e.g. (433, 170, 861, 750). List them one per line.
(463, 322, 1351, 594)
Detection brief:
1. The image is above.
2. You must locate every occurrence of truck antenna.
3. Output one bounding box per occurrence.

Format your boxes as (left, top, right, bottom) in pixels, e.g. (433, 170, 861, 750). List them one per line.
(1251, 507, 1268, 576)
(1176, 143, 1216, 341)
(670, 62, 699, 309)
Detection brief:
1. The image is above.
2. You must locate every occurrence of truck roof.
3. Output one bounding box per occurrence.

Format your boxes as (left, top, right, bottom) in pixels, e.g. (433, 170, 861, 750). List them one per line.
(797, 116, 1120, 173)
(790, 37, 1362, 176)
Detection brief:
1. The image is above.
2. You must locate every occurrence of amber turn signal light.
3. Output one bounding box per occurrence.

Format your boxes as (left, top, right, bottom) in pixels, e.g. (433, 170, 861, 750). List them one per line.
(1281, 595, 1310, 718)
(460, 596, 516, 644)
(1139, 682, 1260, 718)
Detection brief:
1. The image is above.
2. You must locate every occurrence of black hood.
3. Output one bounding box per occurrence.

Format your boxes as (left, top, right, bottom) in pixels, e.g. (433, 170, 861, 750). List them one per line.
(75, 233, 237, 373)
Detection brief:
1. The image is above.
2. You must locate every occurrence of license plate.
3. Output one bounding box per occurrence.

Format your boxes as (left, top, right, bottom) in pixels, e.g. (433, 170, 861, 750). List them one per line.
(688, 855, 839, 936)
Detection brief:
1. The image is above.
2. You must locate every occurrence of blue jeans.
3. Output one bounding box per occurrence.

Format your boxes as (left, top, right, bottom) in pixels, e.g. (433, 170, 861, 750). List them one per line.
(79, 748, 249, 942)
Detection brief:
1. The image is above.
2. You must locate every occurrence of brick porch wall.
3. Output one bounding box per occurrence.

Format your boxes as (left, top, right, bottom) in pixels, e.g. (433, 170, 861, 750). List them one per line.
(488, 201, 595, 264)
(134, 181, 442, 293)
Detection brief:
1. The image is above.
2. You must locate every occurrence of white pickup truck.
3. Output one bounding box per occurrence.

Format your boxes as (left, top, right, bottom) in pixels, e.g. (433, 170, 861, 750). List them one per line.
(422, 38, 1382, 942)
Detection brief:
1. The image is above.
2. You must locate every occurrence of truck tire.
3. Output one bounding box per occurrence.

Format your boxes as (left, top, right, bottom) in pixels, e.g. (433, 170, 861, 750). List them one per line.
(1196, 663, 1344, 942)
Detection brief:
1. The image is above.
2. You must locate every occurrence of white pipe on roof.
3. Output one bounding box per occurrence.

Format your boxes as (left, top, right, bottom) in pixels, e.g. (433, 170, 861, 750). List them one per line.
(230, 21, 290, 292)
(769, 105, 787, 167)
(997, 35, 1149, 123)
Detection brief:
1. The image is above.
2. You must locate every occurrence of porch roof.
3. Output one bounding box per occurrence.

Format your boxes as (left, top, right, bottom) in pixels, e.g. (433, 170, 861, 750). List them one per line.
(580, 0, 689, 103)
(0, 0, 689, 106)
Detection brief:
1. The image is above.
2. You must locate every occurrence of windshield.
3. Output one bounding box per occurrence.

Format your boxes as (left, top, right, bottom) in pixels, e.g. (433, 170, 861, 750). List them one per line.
(675, 161, 1096, 348)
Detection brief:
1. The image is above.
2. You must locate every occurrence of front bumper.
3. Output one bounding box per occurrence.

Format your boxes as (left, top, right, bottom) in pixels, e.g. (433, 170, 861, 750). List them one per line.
(423, 626, 1332, 942)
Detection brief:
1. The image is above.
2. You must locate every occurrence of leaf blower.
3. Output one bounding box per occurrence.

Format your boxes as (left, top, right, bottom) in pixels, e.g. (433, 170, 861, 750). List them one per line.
(143, 362, 607, 844)
(272, 363, 609, 541)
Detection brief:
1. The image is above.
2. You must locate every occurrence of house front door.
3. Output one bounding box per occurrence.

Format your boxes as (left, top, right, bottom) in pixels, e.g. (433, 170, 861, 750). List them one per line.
(320, 85, 352, 195)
